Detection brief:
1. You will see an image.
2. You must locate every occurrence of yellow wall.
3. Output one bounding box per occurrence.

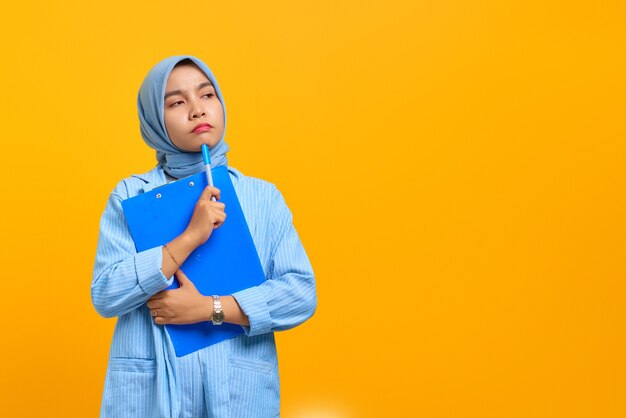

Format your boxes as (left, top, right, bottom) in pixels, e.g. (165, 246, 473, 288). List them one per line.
(1, 1, 625, 416)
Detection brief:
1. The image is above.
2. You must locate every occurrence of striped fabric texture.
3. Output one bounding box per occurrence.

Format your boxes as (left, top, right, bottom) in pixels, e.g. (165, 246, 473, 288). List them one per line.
(92, 165, 317, 417)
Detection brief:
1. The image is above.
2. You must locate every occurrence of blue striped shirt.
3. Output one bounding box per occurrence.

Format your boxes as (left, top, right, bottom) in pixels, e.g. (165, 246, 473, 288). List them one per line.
(92, 165, 317, 417)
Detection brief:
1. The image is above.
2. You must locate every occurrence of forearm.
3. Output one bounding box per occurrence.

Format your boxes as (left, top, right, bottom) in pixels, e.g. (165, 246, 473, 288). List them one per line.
(93, 233, 196, 318)
(161, 233, 198, 278)
(93, 189, 177, 318)
(229, 188, 317, 336)
(231, 270, 316, 335)
(199, 295, 250, 327)
(221, 295, 250, 326)
(92, 247, 171, 318)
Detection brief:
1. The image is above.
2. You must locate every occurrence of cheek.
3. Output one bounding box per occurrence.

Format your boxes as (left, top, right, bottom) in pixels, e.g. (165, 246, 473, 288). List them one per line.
(163, 112, 173, 132)
(212, 102, 225, 121)
(164, 112, 182, 135)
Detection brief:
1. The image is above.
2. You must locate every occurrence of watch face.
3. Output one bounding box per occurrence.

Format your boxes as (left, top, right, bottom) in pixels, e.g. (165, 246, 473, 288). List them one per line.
(213, 311, 225, 322)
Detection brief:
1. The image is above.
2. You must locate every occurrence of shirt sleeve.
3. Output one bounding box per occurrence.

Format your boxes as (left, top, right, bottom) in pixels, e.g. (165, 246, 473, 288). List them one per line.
(91, 183, 174, 318)
(231, 188, 317, 336)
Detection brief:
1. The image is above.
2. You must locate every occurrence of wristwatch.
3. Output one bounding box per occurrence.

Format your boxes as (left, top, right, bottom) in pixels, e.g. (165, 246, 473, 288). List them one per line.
(211, 295, 224, 325)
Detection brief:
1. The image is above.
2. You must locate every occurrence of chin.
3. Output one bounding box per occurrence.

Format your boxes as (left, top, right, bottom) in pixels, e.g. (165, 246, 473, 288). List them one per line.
(203, 140, 220, 149)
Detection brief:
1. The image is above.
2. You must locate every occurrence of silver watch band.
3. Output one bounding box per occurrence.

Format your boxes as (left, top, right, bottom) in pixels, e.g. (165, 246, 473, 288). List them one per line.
(211, 295, 224, 325)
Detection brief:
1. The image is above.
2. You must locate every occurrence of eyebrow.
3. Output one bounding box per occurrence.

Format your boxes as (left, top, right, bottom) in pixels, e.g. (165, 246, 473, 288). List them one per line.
(164, 81, 214, 100)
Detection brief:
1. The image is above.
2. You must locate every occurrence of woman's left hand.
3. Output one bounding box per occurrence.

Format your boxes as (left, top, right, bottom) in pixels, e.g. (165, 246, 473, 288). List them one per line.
(146, 270, 211, 325)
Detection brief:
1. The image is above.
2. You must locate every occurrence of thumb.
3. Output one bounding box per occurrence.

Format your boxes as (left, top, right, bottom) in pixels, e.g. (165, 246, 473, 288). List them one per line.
(200, 186, 220, 201)
(175, 269, 193, 287)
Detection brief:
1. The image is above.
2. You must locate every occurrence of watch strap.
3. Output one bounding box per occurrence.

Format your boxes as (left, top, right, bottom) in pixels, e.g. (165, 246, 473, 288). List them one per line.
(211, 295, 224, 325)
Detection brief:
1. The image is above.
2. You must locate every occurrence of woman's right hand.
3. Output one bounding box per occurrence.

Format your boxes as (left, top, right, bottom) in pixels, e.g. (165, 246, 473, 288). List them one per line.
(182, 186, 226, 248)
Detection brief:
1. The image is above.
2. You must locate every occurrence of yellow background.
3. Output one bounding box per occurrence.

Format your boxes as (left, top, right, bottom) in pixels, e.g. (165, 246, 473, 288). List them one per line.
(1, 1, 625, 416)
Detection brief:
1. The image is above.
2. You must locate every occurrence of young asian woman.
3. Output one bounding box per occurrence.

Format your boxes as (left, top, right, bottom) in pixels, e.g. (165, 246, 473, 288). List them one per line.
(91, 55, 317, 418)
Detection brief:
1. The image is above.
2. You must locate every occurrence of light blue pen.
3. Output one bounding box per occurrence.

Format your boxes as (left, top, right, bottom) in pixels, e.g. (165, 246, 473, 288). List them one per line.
(201, 144, 217, 202)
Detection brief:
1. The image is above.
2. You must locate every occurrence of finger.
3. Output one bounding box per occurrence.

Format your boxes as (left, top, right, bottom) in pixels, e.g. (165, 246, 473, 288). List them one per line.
(175, 269, 193, 287)
(150, 291, 166, 300)
(214, 213, 226, 229)
(210, 201, 225, 210)
(174, 269, 189, 287)
(199, 186, 213, 200)
(200, 186, 221, 201)
(155, 316, 166, 325)
(146, 301, 165, 309)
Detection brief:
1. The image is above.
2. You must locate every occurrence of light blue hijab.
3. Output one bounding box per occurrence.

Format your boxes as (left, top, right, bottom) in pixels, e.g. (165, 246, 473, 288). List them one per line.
(137, 55, 229, 179)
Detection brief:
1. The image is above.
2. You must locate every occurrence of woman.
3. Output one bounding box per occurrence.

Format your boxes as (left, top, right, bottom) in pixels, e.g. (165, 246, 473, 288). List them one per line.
(92, 55, 317, 417)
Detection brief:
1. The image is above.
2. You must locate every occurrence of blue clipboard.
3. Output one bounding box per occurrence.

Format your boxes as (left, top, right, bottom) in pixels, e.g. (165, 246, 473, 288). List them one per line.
(121, 166, 266, 357)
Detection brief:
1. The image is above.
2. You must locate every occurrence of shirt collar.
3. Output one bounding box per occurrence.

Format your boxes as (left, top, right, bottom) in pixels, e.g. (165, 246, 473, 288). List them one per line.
(130, 165, 168, 193)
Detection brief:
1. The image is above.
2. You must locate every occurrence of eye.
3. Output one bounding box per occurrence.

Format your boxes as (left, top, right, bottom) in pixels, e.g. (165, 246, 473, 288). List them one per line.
(169, 100, 184, 107)
(202, 93, 214, 99)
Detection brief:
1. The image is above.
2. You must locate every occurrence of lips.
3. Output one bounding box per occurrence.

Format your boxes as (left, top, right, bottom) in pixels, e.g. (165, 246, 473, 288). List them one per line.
(192, 123, 213, 133)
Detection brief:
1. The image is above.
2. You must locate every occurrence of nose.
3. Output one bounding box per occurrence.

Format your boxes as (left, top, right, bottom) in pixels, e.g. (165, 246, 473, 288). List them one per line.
(190, 100, 206, 119)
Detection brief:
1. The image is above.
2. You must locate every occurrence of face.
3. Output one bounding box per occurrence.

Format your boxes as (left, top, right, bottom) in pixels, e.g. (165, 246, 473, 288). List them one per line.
(163, 63, 225, 152)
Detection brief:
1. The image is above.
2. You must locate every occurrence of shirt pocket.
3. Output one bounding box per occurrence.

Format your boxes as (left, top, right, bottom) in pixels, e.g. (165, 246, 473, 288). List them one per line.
(228, 356, 279, 418)
(102, 357, 158, 418)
